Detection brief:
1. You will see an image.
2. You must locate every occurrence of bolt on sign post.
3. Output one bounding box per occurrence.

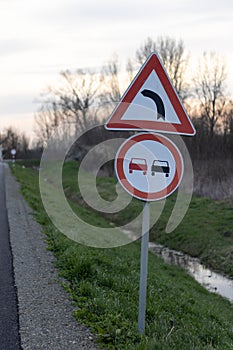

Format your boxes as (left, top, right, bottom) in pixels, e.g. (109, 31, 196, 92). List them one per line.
(105, 52, 196, 334)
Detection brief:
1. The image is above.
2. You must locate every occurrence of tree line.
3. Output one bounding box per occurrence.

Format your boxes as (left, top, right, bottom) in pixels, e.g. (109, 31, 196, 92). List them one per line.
(1, 36, 233, 161)
(0, 127, 30, 159)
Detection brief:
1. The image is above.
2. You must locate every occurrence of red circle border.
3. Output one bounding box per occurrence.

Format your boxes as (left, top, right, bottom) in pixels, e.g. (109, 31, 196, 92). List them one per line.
(115, 133, 183, 201)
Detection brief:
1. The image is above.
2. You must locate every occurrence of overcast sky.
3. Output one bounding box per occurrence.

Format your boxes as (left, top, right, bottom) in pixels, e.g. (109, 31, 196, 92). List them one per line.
(0, 0, 233, 139)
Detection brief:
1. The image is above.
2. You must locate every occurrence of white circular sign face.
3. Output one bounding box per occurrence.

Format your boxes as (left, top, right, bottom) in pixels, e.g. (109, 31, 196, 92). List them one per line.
(115, 133, 183, 201)
(11, 149, 16, 155)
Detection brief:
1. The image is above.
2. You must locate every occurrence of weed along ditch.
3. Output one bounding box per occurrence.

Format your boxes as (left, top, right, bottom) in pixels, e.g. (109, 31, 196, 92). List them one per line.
(149, 242, 233, 303)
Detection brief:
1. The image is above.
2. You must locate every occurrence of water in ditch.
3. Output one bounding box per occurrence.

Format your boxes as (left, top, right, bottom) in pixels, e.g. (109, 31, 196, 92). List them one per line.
(149, 242, 233, 303)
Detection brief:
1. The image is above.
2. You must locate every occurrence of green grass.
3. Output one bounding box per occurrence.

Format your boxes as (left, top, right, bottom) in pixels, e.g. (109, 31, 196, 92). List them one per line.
(10, 161, 233, 349)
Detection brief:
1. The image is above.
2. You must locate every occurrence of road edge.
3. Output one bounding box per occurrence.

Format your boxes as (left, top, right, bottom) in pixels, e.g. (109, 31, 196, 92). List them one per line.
(5, 164, 99, 350)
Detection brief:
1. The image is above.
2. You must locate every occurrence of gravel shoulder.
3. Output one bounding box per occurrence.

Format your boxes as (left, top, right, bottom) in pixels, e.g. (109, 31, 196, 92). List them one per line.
(5, 164, 99, 350)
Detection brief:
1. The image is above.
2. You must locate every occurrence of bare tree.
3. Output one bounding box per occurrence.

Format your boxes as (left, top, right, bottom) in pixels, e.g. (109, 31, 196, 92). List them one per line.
(223, 99, 233, 135)
(126, 58, 134, 83)
(136, 36, 189, 100)
(101, 54, 122, 105)
(34, 102, 64, 146)
(54, 69, 101, 134)
(34, 69, 102, 147)
(136, 37, 157, 65)
(193, 52, 229, 137)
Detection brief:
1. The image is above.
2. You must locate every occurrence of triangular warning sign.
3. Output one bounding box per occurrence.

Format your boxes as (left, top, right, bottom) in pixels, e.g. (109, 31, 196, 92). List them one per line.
(105, 52, 196, 136)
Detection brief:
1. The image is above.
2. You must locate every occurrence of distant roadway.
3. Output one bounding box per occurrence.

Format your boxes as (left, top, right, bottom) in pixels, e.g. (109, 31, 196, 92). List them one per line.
(0, 163, 21, 349)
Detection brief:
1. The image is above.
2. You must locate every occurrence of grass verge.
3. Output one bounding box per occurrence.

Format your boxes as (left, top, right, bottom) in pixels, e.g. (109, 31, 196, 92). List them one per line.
(62, 161, 233, 278)
(10, 161, 233, 349)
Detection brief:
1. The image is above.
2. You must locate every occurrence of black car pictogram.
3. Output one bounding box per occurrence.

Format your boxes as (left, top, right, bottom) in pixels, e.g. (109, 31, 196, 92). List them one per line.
(151, 160, 170, 177)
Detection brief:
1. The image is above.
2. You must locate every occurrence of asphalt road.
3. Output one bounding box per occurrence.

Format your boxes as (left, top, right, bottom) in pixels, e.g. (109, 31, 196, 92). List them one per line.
(0, 163, 21, 350)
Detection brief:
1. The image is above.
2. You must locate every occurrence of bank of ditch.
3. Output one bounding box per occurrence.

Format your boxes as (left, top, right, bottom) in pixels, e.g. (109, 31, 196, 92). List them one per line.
(10, 161, 233, 350)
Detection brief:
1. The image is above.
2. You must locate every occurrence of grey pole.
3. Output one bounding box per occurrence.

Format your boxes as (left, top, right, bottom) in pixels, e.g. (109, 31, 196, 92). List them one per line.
(138, 201, 150, 334)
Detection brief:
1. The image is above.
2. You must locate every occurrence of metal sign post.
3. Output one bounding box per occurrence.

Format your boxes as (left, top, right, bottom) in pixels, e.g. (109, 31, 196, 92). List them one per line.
(138, 201, 150, 334)
(115, 132, 184, 334)
(106, 52, 196, 337)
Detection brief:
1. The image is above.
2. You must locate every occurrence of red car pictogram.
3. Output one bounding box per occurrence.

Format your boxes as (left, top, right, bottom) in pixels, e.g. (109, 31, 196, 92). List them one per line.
(129, 158, 147, 175)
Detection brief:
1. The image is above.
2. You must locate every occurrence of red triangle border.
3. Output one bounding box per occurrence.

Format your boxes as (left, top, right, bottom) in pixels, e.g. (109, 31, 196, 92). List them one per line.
(105, 53, 195, 136)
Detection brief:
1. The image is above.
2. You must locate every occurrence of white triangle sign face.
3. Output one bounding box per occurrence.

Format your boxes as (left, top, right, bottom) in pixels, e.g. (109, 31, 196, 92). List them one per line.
(105, 52, 196, 136)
